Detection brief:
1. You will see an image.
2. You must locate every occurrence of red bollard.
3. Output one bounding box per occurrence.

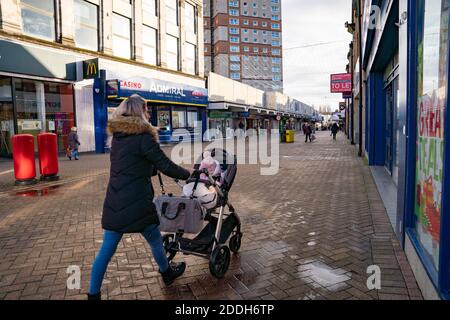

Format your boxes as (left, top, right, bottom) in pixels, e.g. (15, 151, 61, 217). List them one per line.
(37, 133, 59, 181)
(12, 134, 37, 185)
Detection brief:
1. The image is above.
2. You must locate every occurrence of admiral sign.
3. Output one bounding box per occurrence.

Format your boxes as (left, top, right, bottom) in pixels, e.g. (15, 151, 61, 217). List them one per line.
(109, 77, 208, 106)
(330, 73, 352, 93)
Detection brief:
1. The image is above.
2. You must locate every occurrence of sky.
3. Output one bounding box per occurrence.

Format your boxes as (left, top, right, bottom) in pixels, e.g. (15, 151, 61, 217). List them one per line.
(282, 0, 353, 111)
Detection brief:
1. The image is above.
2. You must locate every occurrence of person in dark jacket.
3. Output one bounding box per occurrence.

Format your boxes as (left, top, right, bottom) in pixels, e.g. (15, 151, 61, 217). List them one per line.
(68, 127, 81, 160)
(331, 122, 339, 140)
(304, 122, 312, 143)
(87, 94, 191, 300)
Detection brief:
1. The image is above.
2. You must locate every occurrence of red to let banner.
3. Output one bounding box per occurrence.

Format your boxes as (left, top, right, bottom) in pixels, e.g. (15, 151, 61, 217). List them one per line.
(330, 73, 352, 93)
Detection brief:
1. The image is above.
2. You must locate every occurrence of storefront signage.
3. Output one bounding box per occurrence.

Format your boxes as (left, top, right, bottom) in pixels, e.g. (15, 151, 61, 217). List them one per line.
(21, 120, 42, 131)
(83, 58, 99, 79)
(330, 73, 352, 93)
(415, 91, 445, 267)
(0, 39, 78, 81)
(1, 121, 12, 132)
(48, 121, 55, 131)
(112, 77, 208, 106)
(106, 80, 119, 97)
(343, 92, 352, 99)
(208, 111, 232, 119)
(237, 112, 249, 118)
(353, 59, 360, 96)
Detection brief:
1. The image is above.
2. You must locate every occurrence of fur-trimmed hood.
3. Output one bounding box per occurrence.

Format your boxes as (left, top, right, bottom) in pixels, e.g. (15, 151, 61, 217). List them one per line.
(107, 116, 159, 140)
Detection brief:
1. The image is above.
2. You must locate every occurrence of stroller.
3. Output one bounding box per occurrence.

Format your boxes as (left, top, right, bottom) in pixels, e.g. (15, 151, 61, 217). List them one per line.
(154, 148, 242, 279)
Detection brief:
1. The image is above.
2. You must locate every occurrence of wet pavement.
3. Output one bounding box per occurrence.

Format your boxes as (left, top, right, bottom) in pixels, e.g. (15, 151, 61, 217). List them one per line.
(0, 132, 422, 300)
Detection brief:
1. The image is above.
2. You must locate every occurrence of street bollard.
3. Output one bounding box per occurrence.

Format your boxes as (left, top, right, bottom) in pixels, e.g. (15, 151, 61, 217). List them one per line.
(12, 134, 38, 185)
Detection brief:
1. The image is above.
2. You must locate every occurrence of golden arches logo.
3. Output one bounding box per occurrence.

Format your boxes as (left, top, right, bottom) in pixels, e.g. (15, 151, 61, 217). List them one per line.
(86, 62, 97, 76)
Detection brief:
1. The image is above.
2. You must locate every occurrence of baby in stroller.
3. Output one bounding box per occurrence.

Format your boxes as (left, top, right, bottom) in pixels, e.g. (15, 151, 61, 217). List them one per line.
(182, 151, 223, 210)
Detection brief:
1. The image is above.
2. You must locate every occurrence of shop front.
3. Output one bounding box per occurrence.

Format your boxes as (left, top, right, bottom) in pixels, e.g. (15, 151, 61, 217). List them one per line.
(0, 39, 79, 157)
(104, 78, 208, 144)
(362, 0, 405, 240)
(401, 0, 450, 299)
(208, 110, 234, 139)
(361, 0, 450, 299)
(0, 76, 75, 158)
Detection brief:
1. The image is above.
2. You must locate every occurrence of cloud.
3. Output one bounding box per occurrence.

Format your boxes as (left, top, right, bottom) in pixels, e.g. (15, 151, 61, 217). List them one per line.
(282, 0, 352, 109)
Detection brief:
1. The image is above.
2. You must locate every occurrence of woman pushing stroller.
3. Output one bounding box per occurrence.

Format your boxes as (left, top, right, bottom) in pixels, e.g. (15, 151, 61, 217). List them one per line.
(87, 94, 191, 300)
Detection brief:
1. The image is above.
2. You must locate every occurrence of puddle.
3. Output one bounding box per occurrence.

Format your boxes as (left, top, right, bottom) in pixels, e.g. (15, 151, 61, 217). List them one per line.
(14, 185, 61, 197)
(298, 261, 351, 290)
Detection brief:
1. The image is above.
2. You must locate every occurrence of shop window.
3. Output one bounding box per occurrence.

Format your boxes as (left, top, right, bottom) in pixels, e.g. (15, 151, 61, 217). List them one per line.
(14, 79, 74, 153)
(74, 0, 99, 51)
(187, 109, 199, 128)
(157, 109, 171, 130)
(172, 107, 187, 129)
(0, 77, 14, 157)
(414, 0, 449, 270)
(20, 0, 56, 41)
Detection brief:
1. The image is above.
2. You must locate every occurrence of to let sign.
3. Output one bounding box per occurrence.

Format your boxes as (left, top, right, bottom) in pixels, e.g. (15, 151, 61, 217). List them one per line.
(330, 73, 352, 93)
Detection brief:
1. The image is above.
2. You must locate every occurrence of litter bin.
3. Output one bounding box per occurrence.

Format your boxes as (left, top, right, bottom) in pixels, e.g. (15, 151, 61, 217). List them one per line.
(286, 130, 295, 143)
(12, 134, 37, 185)
(37, 133, 59, 181)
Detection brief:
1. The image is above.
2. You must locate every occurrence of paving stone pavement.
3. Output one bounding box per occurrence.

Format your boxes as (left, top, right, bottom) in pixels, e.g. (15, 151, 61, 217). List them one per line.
(0, 131, 423, 300)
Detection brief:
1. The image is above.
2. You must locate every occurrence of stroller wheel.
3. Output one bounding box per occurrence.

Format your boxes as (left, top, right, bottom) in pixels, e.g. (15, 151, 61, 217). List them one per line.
(162, 234, 177, 262)
(209, 245, 231, 279)
(229, 233, 242, 253)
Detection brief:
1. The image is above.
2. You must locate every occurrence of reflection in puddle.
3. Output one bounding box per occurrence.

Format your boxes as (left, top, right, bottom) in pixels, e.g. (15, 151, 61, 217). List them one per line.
(298, 261, 350, 290)
(307, 241, 316, 246)
(14, 185, 60, 197)
(308, 232, 316, 236)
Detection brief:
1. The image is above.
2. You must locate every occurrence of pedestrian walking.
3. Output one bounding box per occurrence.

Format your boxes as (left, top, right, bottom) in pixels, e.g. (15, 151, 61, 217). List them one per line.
(304, 122, 312, 143)
(68, 127, 81, 160)
(331, 122, 339, 140)
(87, 94, 191, 300)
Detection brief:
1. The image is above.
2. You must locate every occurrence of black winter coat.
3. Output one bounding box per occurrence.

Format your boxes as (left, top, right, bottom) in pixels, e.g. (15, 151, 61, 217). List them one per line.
(331, 123, 339, 134)
(102, 116, 190, 233)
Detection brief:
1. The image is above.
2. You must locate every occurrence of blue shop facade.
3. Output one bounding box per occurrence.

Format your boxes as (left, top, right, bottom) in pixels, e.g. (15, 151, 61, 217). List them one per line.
(360, 0, 450, 298)
(93, 75, 208, 149)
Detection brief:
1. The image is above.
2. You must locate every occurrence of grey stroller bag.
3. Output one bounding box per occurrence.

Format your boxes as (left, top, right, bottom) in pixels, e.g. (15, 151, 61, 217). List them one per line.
(154, 196, 204, 234)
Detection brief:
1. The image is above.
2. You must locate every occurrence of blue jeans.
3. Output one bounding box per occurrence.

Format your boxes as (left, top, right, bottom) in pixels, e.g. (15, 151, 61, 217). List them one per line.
(71, 148, 79, 159)
(88, 224, 169, 295)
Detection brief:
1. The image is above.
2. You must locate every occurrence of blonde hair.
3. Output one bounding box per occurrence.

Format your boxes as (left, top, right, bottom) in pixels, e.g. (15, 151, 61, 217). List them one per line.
(112, 94, 147, 121)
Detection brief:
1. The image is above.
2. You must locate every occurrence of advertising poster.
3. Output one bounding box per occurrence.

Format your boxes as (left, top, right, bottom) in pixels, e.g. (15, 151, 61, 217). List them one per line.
(414, 0, 448, 269)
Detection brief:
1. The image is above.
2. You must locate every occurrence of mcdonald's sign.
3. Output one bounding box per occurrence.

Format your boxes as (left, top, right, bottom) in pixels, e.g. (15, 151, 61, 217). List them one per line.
(83, 58, 99, 79)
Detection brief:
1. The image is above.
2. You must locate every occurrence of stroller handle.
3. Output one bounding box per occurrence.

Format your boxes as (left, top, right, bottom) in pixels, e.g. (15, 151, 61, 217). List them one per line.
(190, 169, 207, 198)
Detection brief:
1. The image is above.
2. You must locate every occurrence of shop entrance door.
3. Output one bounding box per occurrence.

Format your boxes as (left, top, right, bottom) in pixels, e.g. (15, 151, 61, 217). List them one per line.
(0, 101, 14, 157)
(385, 83, 394, 175)
(384, 77, 399, 185)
